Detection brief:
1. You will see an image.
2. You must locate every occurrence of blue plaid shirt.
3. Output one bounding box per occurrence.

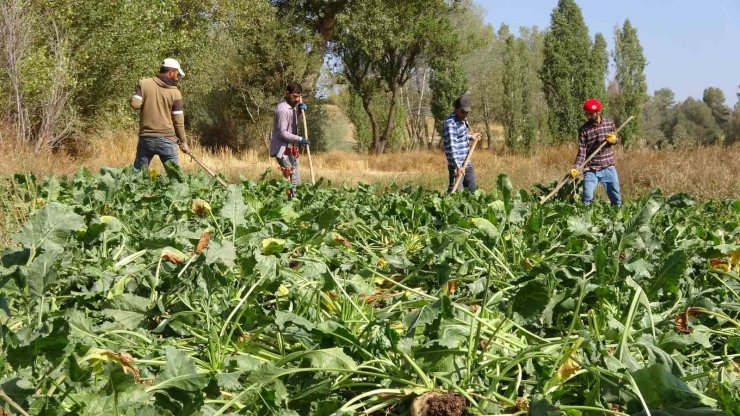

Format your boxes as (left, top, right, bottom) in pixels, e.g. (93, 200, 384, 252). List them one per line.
(443, 113, 472, 168)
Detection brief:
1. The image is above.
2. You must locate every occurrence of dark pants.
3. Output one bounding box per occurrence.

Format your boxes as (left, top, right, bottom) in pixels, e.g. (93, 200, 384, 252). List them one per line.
(447, 165, 477, 193)
(133, 136, 179, 172)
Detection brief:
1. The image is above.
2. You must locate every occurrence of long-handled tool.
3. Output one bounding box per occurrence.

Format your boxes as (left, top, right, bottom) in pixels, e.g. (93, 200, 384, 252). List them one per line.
(539, 115, 634, 204)
(452, 134, 481, 192)
(299, 97, 316, 185)
(185, 150, 229, 188)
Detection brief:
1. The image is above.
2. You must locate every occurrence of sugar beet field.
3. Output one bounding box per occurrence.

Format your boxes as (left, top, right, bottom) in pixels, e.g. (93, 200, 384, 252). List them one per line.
(0, 167, 738, 416)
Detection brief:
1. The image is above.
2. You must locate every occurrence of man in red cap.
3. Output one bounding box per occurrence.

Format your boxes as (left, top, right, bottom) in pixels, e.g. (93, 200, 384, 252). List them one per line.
(570, 98, 622, 206)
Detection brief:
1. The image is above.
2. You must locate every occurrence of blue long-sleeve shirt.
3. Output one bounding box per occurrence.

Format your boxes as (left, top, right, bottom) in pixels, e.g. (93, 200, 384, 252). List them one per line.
(443, 113, 472, 168)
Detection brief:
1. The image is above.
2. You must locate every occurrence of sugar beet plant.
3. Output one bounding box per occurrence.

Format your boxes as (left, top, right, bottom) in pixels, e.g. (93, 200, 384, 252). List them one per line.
(0, 166, 738, 415)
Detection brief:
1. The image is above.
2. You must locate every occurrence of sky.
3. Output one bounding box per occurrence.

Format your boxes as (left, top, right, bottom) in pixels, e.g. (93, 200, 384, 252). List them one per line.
(477, 0, 740, 106)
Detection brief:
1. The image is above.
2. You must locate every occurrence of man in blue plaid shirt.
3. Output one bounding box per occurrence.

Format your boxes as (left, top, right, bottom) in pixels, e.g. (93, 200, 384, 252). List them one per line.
(443, 95, 481, 193)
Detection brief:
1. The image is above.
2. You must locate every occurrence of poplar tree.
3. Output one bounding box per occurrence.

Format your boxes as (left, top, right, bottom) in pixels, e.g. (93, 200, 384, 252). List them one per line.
(541, 0, 597, 142)
(430, 58, 468, 137)
(502, 34, 539, 152)
(613, 19, 648, 147)
(587, 33, 608, 109)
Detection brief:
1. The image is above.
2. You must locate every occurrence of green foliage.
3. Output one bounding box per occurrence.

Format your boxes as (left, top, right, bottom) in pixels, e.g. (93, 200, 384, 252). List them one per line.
(540, 0, 601, 142)
(429, 57, 468, 134)
(614, 19, 648, 147)
(334, 0, 456, 153)
(338, 90, 407, 151)
(184, 1, 312, 149)
(641, 88, 676, 148)
(670, 98, 723, 147)
(502, 36, 529, 151)
(42, 0, 197, 118)
(587, 33, 609, 106)
(501, 29, 546, 152)
(702, 87, 731, 132)
(0, 169, 737, 414)
(727, 105, 740, 145)
(462, 22, 505, 147)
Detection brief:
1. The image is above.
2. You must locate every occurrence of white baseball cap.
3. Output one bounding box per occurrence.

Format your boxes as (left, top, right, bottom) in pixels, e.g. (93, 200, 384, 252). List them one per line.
(161, 58, 185, 77)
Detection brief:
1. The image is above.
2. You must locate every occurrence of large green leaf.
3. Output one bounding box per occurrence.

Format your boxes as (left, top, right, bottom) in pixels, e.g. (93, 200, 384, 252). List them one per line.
(648, 250, 688, 297)
(220, 185, 246, 229)
(631, 364, 720, 412)
(148, 347, 209, 392)
(403, 302, 440, 332)
(512, 279, 550, 322)
(24, 248, 61, 297)
(205, 239, 236, 267)
(470, 218, 499, 242)
(496, 174, 513, 212)
(619, 197, 662, 250)
(14, 202, 85, 250)
(303, 348, 357, 370)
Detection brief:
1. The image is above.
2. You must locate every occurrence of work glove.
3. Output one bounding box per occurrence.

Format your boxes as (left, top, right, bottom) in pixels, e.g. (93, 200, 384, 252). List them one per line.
(298, 138, 310, 145)
(569, 168, 581, 179)
(606, 133, 617, 144)
(298, 102, 308, 111)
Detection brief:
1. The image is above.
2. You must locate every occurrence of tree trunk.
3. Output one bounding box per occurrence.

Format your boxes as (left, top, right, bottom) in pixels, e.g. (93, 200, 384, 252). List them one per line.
(1, 0, 32, 142)
(374, 87, 400, 154)
(361, 94, 380, 154)
(483, 102, 493, 150)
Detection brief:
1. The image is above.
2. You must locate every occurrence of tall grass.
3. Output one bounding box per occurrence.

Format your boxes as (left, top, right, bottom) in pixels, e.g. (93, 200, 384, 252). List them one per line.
(0, 127, 738, 200)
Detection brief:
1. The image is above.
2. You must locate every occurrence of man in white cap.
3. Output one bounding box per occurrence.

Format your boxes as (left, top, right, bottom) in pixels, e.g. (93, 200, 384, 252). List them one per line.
(129, 58, 190, 172)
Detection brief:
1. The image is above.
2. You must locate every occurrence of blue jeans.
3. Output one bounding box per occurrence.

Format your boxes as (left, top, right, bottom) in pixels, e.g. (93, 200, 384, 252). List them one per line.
(447, 165, 477, 193)
(133, 136, 180, 172)
(582, 166, 622, 206)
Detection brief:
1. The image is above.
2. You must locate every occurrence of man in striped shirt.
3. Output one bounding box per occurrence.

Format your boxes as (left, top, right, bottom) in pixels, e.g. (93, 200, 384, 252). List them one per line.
(270, 82, 309, 199)
(443, 95, 481, 193)
(129, 58, 189, 172)
(570, 98, 622, 206)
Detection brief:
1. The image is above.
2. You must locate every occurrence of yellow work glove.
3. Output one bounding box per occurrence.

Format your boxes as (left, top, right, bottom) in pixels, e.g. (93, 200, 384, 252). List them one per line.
(569, 168, 581, 179)
(606, 133, 617, 144)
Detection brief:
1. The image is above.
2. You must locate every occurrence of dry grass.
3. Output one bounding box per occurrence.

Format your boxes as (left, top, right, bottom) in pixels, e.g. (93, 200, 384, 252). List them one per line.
(0, 127, 738, 201)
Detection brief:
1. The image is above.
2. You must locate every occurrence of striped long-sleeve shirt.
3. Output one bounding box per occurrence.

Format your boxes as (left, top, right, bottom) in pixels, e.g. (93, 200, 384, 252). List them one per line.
(443, 113, 472, 168)
(270, 99, 302, 158)
(574, 117, 618, 171)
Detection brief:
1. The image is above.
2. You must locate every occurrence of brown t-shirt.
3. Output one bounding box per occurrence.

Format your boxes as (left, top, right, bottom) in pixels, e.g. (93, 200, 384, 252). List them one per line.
(129, 76, 187, 144)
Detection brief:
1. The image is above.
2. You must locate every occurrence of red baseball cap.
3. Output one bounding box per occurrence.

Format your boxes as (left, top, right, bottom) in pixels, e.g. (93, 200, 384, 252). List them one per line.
(583, 99, 601, 112)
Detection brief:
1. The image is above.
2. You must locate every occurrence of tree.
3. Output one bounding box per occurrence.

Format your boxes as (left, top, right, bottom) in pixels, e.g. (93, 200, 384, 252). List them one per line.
(702, 87, 730, 131)
(613, 19, 648, 147)
(454, 2, 503, 150)
(502, 34, 541, 153)
(185, 1, 313, 149)
(334, 0, 456, 154)
(540, 0, 598, 142)
(586, 33, 608, 107)
(429, 58, 468, 139)
(0, 0, 33, 141)
(670, 98, 722, 147)
(271, 0, 350, 91)
(727, 106, 740, 145)
(641, 88, 676, 148)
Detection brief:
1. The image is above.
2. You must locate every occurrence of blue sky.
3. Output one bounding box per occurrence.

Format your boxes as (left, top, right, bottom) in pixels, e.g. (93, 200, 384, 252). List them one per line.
(477, 0, 740, 106)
